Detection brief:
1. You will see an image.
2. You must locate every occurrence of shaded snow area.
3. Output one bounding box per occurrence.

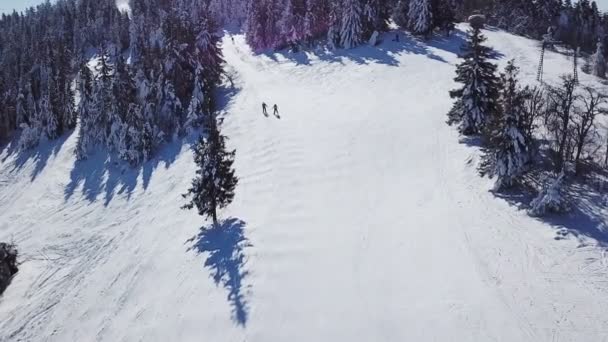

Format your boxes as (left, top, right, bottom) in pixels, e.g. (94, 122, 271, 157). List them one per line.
(2, 25, 608, 341)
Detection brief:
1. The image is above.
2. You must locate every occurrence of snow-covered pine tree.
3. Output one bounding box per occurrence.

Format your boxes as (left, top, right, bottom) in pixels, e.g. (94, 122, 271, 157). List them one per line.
(208, 0, 247, 27)
(141, 65, 164, 152)
(303, 0, 320, 43)
(195, 15, 224, 89)
(245, 0, 268, 50)
(131, 64, 156, 163)
(41, 86, 59, 141)
(75, 62, 95, 160)
(529, 171, 569, 216)
(483, 60, 530, 190)
(245, 0, 282, 50)
(105, 60, 128, 153)
(280, 0, 306, 47)
(36, 58, 61, 141)
(166, 78, 185, 138)
(19, 101, 42, 151)
(120, 101, 146, 165)
(55, 43, 77, 133)
(392, 0, 410, 29)
(268, 0, 291, 49)
(362, 0, 387, 36)
(60, 78, 77, 133)
(185, 66, 206, 132)
(327, 0, 342, 49)
(448, 27, 500, 135)
(592, 40, 606, 78)
(182, 119, 238, 226)
(341, 0, 364, 49)
(112, 56, 137, 158)
(37, 59, 60, 141)
(15, 88, 27, 129)
(95, 47, 114, 147)
(408, 0, 433, 37)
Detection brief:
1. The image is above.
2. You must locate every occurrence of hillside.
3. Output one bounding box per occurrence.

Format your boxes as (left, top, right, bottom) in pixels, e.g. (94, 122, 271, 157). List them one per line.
(1, 25, 608, 341)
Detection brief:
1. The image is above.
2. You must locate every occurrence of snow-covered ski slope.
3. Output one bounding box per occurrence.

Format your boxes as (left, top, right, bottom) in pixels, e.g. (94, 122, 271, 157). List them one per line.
(1, 25, 608, 341)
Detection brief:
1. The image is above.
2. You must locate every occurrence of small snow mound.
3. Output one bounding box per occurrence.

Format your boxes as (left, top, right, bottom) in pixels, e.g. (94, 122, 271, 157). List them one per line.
(529, 172, 570, 217)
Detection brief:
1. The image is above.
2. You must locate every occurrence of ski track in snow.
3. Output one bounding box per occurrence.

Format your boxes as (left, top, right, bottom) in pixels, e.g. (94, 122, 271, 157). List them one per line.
(1, 25, 608, 341)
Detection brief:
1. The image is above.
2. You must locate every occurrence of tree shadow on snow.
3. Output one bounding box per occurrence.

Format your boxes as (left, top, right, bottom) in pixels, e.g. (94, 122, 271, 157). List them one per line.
(261, 30, 453, 67)
(1, 131, 71, 182)
(260, 28, 504, 68)
(494, 179, 608, 248)
(186, 218, 252, 326)
(63, 134, 195, 206)
(63, 69, 241, 206)
(455, 134, 608, 247)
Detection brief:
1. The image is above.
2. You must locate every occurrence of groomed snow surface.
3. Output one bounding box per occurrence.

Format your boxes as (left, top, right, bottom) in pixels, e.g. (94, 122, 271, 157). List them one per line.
(1, 25, 608, 341)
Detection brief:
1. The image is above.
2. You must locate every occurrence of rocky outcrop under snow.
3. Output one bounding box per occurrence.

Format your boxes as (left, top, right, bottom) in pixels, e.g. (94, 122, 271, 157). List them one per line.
(0, 243, 18, 295)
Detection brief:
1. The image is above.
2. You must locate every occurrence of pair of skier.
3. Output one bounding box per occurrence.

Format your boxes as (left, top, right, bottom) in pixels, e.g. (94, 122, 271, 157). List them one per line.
(262, 102, 280, 118)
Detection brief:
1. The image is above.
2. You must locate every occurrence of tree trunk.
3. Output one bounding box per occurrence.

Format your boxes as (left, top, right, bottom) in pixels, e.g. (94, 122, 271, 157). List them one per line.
(575, 142, 584, 175)
(605, 138, 608, 168)
(557, 118, 570, 172)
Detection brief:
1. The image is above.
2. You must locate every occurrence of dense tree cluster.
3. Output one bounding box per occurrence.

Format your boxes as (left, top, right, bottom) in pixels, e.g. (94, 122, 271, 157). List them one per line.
(242, 0, 608, 52)
(245, 0, 458, 51)
(75, 0, 224, 164)
(458, 0, 608, 54)
(2, 0, 608, 170)
(0, 0, 127, 146)
(0, 0, 223, 166)
(448, 26, 608, 202)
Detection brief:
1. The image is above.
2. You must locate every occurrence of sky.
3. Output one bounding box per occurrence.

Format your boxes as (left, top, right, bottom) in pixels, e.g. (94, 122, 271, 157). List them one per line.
(0, 0, 46, 14)
(597, 0, 608, 11)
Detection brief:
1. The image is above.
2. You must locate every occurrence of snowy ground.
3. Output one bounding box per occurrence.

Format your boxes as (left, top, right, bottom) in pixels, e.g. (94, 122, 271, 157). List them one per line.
(1, 25, 608, 341)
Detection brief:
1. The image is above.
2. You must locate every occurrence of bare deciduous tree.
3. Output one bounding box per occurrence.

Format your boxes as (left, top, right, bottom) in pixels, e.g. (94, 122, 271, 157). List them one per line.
(572, 87, 607, 174)
(546, 75, 578, 171)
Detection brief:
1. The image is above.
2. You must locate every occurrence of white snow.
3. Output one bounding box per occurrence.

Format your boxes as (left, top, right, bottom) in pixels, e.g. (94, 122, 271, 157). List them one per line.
(1, 25, 608, 341)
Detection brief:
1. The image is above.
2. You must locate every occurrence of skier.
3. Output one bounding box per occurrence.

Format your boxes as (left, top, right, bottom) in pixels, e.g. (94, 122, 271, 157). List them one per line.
(273, 104, 280, 118)
(262, 102, 268, 116)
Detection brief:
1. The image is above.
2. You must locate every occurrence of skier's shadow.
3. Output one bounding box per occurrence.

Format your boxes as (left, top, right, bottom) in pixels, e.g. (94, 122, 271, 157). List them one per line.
(187, 218, 252, 326)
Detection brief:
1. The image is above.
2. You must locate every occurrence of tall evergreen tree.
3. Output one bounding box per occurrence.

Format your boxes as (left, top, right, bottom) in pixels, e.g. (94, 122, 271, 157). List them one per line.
(75, 62, 95, 160)
(327, 0, 342, 49)
(95, 47, 115, 148)
(341, 0, 364, 49)
(182, 119, 238, 226)
(392, 0, 410, 29)
(483, 60, 530, 190)
(280, 0, 307, 46)
(185, 67, 206, 132)
(448, 27, 500, 135)
(408, 0, 433, 36)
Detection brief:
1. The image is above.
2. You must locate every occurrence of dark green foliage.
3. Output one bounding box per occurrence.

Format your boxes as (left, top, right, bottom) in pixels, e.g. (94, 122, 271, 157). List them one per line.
(183, 119, 238, 225)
